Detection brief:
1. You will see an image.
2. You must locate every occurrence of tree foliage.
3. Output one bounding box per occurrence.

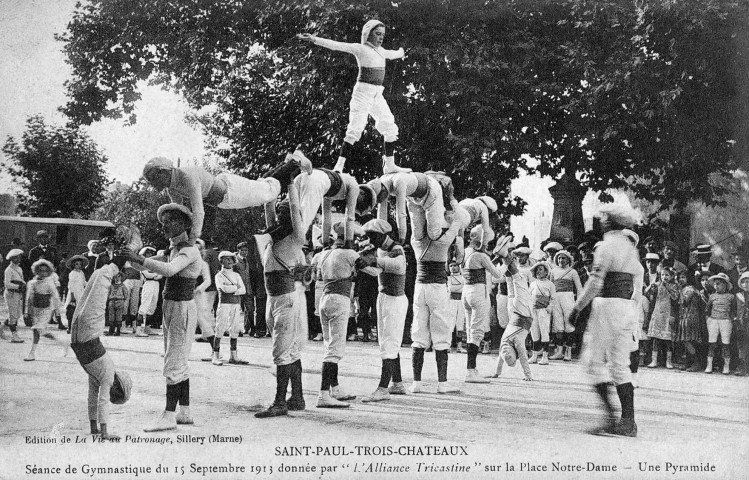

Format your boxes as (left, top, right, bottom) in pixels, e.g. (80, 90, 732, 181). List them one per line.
(2, 115, 110, 217)
(58, 0, 749, 215)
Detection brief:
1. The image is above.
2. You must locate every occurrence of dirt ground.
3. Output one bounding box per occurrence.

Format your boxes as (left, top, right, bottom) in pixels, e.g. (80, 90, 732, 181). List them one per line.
(1, 299, 747, 480)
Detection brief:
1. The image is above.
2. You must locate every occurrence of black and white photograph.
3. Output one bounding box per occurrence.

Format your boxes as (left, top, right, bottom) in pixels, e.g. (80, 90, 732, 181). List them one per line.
(1, 0, 747, 479)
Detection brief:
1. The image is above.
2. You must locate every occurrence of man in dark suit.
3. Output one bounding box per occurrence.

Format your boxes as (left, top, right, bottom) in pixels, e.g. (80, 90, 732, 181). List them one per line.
(94, 237, 116, 270)
(727, 248, 747, 295)
(27, 230, 58, 279)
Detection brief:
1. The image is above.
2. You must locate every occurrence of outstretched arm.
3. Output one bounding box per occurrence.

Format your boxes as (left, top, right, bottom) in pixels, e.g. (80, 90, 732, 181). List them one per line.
(297, 33, 360, 55)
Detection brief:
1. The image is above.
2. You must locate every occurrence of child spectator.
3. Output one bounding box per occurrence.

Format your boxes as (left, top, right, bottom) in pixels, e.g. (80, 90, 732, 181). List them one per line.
(135, 247, 162, 337)
(2, 249, 26, 343)
(213, 251, 247, 365)
(705, 273, 737, 374)
(735, 272, 749, 376)
(646, 266, 679, 369)
(24, 259, 67, 361)
(447, 261, 466, 353)
(675, 270, 707, 372)
(64, 255, 88, 333)
(106, 273, 128, 336)
(550, 250, 582, 361)
(529, 261, 555, 365)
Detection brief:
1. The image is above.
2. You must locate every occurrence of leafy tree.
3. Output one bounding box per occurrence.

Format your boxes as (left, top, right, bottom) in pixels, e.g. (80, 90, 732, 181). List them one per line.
(2, 115, 110, 217)
(58, 0, 748, 216)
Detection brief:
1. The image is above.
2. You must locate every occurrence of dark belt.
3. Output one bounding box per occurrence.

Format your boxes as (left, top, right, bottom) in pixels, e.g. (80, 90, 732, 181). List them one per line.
(205, 175, 228, 206)
(416, 261, 447, 284)
(320, 168, 343, 198)
(555, 278, 575, 293)
(412, 173, 429, 199)
(31, 293, 51, 308)
(600, 272, 634, 299)
(163, 276, 197, 301)
(357, 67, 385, 86)
(499, 282, 508, 296)
(323, 278, 352, 297)
(218, 291, 241, 304)
(265, 270, 296, 297)
(450, 291, 462, 300)
(71, 338, 106, 366)
(380, 272, 406, 297)
(463, 268, 486, 285)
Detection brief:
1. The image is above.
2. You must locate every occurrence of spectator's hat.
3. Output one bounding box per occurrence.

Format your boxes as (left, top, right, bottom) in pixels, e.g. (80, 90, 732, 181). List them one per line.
(362, 219, 392, 234)
(577, 241, 591, 251)
(236, 241, 248, 250)
(138, 246, 156, 256)
(708, 272, 732, 291)
(110, 370, 132, 405)
(87, 239, 99, 251)
(500, 342, 518, 367)
(739, 272, 749, 284)
(553, 250, 574, 265)
(66, 254, 89, 270)
(156, 203, 193, 226)
(5, 249, 24, 261)
(644, 253, 660, 262)
(530, 261, 552, 279)
(143, 157, 174, 178)
(36, 229, 49, 238)
(31, 259, 54, 275)
(514, 246, 532, 256)
(477, 196, 498, 213)
(663, 240, 678, 250)
(543, 242, 563, 252)
(565, 244, 579, 253)
(643, 236, 657, 245)
(493, 235, 514, 257)
(218, 250, 236, 260)
(692, 244, 712, 256)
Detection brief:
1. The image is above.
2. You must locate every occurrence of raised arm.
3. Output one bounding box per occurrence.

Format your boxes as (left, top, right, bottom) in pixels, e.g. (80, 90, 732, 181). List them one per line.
(288, 176, 306, 243)
(478, 253, 504, 279)
(298, 34, 361, 55)
(343, 176, 359, 246)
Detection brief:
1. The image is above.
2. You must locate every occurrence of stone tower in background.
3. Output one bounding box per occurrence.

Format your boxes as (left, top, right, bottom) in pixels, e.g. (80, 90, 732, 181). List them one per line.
(548, 172, 586, 243)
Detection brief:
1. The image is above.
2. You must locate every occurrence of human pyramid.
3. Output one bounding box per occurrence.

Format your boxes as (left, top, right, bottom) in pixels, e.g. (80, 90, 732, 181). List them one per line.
(7, 19, 646, 439)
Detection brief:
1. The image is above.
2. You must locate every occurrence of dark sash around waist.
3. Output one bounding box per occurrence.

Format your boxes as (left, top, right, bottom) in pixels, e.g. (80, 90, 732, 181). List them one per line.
(205, 175, 228, 206)
(450, 291, 462, 300)
(417, 261, 448, 284)
(380, 272, 406, 297)
(71, 337, 106, 366)
(358, 67, 385, 86)
(555, 277, 575, 293)
(600, 272, 634, 299)
(500, 282, 508, 296)
(412, 173, 429, 199)
(218, 291, 241, 304)
(163, 276, 197, 301)
(265, 270, 296, 297)
(320, 168, 343, 198)
(323, 278, 353, 297)
(31, 293, 51, 308)
(463, 268, 486, 285)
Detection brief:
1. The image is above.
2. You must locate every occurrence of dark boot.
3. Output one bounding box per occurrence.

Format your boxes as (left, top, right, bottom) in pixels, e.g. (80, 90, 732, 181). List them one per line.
(588, 383, 616, 435)
(287, 360, 305, 411)
(614, 383, 637, 437)
(255, 364, 290, 418)
(412, 347, 425, 381)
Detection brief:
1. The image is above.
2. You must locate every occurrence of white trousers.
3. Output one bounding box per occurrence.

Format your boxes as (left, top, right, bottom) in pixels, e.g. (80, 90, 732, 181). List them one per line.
(81, 352, 115, 424)
(138, 280, 159, 316)
(496, 325, 532, 378)
(411, 283, 454, 351)
(530, 308, 551, 342)
(582, 297, 637, 386)
(216, 173, 281, 209)
(406, 176, 446, 242)
(377, 293, 407, 359)
(4, 290, 23, 326)
(447, 298, 465, 332)
(162, 299, 198, 385)
(552, 291, 576, 333)
(215, 302, 242, 339)
(194, 290, 216, 337)
(320, 293, 350, 363)
(707, 318, 732, 344)
(496, 293, 509, 329)
(462, 284, 489, 345)
(266, 283, 307, 366)
(345, 82, 398, 144)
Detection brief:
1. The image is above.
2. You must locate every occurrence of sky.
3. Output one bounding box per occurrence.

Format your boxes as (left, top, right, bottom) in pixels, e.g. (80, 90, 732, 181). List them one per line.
(0, 0, 627, 245)
(0, 0, 206, 192)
